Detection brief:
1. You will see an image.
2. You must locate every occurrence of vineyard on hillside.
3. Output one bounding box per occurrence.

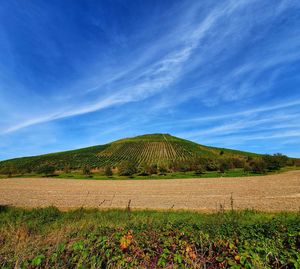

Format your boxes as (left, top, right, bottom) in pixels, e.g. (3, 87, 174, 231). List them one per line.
(0, 133, 273, 174)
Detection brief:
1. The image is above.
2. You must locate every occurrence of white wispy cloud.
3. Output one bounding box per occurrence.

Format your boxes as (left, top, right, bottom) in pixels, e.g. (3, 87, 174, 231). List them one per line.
(1, 0, 259, 134)
(1, 0, 300, 162)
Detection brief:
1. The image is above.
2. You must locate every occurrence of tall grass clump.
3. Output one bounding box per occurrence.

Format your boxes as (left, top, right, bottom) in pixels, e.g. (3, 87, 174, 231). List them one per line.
(0, 206, 299, 268)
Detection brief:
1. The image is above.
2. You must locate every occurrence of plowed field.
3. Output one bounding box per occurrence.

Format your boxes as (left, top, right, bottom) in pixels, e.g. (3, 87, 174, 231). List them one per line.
(1, 171, 300, 211)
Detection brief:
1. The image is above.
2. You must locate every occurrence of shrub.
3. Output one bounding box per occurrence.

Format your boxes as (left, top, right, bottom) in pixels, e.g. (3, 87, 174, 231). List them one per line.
(105, 166, 113, 177)
(138, 163, 150, 176)
(194, 164, 205, 175)
(148, 163, 158, 175)
(206, 159, 219, 171)
(158, 164, 168, 175)
(37, 165, 55, 176)
(219, 159, 230, 173)
(169, 161, 181, 172)
(188, 158, 204, 172)
(63, 164, 71, 173)
(243, 163, 252, 173)
(0, 163, 15, 177)
(179, 163, 189, 172)
(82, 165, 91, 176)
(262, 154, 288, 171)
(249, 159, 266, 174)
(231, 158, 245, 168)
(1, 207, 299, 269)
(118, 160, 137, 176)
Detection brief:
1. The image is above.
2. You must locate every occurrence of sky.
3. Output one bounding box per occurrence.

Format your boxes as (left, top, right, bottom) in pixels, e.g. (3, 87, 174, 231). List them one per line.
(0, 0, 300, 160)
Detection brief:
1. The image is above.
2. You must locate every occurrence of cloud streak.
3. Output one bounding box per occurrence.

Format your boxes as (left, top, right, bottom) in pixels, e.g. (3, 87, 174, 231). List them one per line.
(1, 0, 264, 134)
(0, 0, 300, 158)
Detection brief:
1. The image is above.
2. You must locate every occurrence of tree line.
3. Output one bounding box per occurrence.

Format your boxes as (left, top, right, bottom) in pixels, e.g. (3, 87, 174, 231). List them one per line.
(115, 153, 292, 176)
(0, 153, 295, 177)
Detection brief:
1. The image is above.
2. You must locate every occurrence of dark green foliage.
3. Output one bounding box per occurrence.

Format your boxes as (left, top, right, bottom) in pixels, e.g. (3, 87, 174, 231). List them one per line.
(231, 157, 245, 168)
(249, 159, 267, 174)
(137, 163, 158, 175)
(158, 164, 168, 175)
(168, 160, 181, 172)
(0, 162, 16, 177)
(118, 160, 137, 176)
(219, 158, 233, 173)
(36, 164, 55, 175)
(82, 164, 91, 176)
(63, 163, 71, 173)
(194, 164, 205, 175)
(262, 153, 288, 171)
(206, 159, 220, 171)
(243, 163, 252, 173)
(0, 207, 299, 268)
(104, 166, 113, 177)
(138, 162, 150, 176)
(148, 163, 158, 175)
(178, 162, 190, 172)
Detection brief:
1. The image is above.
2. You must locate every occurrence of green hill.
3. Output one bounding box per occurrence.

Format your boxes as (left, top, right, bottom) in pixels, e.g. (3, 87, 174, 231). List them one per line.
(0, 133, 259, 173)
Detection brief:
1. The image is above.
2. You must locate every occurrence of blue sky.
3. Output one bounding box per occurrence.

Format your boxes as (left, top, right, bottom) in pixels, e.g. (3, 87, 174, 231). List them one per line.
(0, 0, 300, 160)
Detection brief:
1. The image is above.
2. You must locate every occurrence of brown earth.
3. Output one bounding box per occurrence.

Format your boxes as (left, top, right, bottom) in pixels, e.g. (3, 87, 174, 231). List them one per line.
(0, 171, 300, 211)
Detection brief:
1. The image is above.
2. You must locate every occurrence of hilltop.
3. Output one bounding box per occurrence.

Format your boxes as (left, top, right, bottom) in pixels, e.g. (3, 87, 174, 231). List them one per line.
(0, 134, 299, 176)
(0, 133, 259, 172)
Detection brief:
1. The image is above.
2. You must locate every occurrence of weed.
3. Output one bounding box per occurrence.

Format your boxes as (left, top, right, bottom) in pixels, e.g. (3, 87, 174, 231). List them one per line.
(0, 207, 299, 268)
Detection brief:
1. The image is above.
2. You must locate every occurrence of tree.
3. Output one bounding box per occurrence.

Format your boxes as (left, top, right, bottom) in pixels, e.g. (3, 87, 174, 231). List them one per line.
(63, 163, 71, 174)
(179, 162, 190, 172)
(194, 164, 205, 175)
(243, 163, 252, 173)
(206, 159, 219, 171)
(231, 158, 245, 168)
(118, 160, 137, 176)
(219, 159, 230, 173)
(138, 163, 150, 176)
(249, 159, 266, 174)
(158, 164, 168, 175)
(169, 161, 180, 172)
(105, 166, 113, 177)
(0, 163, 15, 177)
(82, 165, 91, 176)
(188, 158, 205, 174)
(37, 164, 55, 176)
(262, 154, 288, 171)
(148, 163, 158, 175)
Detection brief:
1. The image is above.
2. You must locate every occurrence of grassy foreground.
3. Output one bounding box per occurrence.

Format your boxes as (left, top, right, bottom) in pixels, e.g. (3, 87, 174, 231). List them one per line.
(0, 207, 300, 268)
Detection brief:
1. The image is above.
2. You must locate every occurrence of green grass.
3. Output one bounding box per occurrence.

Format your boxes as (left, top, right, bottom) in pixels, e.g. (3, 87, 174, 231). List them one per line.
(0, 168, 271, 180)
(0, 206, 299, 268)
(3, 167, 298, 181)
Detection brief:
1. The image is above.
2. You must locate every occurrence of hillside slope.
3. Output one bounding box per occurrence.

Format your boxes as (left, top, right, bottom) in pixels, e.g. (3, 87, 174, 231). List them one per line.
(0, 133, 258, 172)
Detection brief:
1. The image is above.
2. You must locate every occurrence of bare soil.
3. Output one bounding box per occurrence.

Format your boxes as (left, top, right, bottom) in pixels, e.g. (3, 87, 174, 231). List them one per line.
(1, 171, 300, 211)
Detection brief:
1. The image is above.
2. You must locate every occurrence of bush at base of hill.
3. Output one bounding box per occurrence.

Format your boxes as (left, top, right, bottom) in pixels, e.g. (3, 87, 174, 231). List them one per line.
(262, 153, 289, 171)
(118, 160, 137, 176)
(36, 164, 56, 176)
(104, 166, 113, 177)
